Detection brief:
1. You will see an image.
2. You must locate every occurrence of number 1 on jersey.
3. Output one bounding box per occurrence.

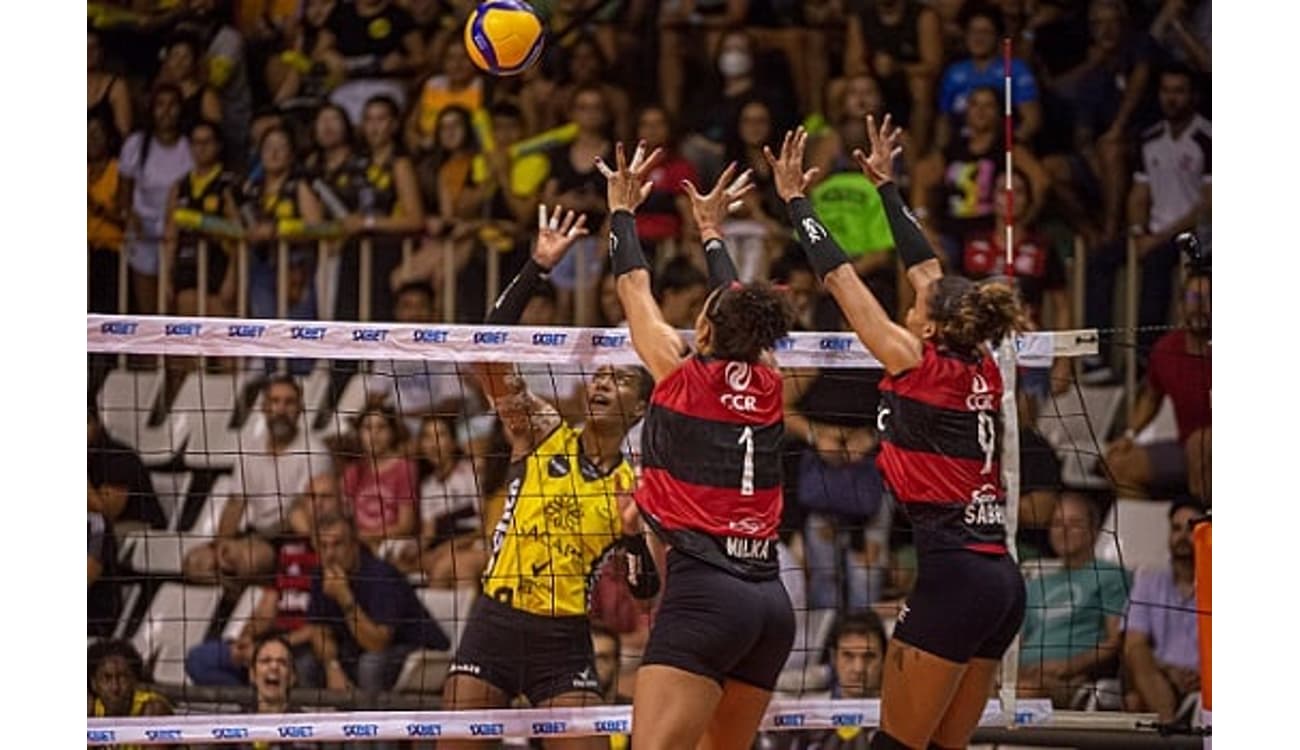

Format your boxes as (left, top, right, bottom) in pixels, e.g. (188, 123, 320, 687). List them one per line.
(738, 426, 755, 496)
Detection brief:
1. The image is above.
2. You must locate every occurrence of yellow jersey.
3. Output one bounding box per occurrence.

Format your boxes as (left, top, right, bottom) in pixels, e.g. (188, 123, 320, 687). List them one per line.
(90, 688, 168, 718)
(482, 422, 632, 617)
(90, 688, 170, 750)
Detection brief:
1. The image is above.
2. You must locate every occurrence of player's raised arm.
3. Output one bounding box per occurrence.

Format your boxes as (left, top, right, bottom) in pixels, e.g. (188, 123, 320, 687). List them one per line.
(852, 114, 943, 293)
(474, 205, 588, 457)
(767, 125, 923, 375)
(680, 161, 755, 290)
(596, 141, 687, 383)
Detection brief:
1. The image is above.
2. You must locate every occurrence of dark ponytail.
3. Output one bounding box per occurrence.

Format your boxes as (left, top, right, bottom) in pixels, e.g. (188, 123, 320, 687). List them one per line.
(929, 276, 1026, 356)
(707, 282, 795, 363)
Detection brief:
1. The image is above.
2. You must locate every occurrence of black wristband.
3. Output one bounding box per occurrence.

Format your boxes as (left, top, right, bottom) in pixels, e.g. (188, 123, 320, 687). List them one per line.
(703, 237, 739, 289)
(620, 533, 660, 600)
(787, 197, 851, 279)
(486, 259, 546, 325)
(609, 210, 650, 277)
(878, 182, 937, 270)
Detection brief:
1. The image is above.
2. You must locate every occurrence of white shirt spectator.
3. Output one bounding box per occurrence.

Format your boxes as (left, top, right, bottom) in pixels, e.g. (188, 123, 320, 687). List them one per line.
(230, 448, 330, 536)
(1135, 114, 1211, 235)
(119, 133, 193, 274)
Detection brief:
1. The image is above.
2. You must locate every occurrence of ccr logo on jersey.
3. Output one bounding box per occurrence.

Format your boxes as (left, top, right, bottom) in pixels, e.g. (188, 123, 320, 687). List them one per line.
(721, 361, 758, 412)
(724, 361, 752, 391)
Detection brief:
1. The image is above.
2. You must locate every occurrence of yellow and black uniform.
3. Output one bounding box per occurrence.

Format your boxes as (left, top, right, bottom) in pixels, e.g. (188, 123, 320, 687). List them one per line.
(333, 153, 404, 321)
(173, 165, 240, 294)
(450, 421, 655, 704)
(89, 158, 125, 314)
(307, 153, 366, 220)
(483, 422, 631, 615)
(89, 687, 168, 717)
(244, 173, 315, 265)
(90, 689, 170, 750)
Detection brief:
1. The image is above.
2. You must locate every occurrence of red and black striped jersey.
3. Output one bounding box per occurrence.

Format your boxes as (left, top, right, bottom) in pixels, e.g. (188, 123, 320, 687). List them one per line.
(877, 343, 1008, 555)
(637, 355, 784, 579)
(274, 539, 319, 632)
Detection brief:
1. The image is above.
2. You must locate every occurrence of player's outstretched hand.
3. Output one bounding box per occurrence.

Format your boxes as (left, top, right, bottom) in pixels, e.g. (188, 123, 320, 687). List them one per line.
(763, 127, 820, 202)
(596, 140, 664, 214)
(533, 204, 589, 270)
(852, 113, 904, 187)
(681, 161, 754, 238)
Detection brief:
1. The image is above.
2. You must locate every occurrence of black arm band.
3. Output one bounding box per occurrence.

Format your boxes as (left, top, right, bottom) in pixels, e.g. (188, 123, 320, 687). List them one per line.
(486, 259, 546, 325)
(620, 533, 660, 600)
(878, 181, 938, 270)
(703, 237, 740, 289)
(609, 210, 650, 277)
(787, 197, 852, 279)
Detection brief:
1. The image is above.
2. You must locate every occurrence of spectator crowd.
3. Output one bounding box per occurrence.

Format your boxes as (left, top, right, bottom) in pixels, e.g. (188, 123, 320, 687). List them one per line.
(87, 0, 1212, 738)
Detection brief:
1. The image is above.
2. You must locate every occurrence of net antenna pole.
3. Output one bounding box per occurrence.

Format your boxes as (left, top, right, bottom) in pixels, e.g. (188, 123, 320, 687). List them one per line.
(997, 35, 1023, 725)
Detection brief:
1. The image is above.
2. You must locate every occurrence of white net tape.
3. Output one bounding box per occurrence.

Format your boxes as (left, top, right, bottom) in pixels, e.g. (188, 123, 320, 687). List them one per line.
(88, 314, 1097, 367)
(88, 697, 1055, 745)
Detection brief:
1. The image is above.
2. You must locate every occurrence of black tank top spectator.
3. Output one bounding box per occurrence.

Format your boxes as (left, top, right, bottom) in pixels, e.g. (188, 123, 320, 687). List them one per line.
(241, 126, 324, 321)
(844, 0, 944, 153)
(88, 29, 132, 145)
(332, 96, 425, 322)
(162, 121, 243, 315)
(155, 32, 223, 136)
(178, 0, 254, 167)
(313, 0, 424, 123)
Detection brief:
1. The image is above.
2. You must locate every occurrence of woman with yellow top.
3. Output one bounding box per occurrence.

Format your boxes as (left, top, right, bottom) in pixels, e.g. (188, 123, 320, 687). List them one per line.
(88, 640, 171, 722)
(406, 39, 485, 156)
(89, 115, 125, 314)
(439, 206, 659, 750)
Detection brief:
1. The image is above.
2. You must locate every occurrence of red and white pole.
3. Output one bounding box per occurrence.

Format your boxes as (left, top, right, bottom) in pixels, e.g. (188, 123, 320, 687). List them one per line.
(1003, 37, 1015, 278)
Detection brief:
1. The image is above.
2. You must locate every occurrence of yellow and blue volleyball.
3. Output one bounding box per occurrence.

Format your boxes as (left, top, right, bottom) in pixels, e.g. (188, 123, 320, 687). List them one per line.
(464, 1, 545, 76)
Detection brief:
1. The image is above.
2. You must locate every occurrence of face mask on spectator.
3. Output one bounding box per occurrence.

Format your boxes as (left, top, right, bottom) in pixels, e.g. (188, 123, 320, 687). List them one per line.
(268, 414, 297, 443)
(718, 51, 753, 78)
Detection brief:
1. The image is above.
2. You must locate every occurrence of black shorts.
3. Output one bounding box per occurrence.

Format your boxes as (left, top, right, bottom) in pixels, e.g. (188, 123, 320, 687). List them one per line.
(448, 595, 600, 704)
(642, 550, 795, 690)
(892, 548, 1026, 663)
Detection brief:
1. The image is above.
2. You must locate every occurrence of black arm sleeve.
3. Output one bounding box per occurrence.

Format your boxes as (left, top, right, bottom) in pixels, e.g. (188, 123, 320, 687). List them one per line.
(703, 237, 740, 289)
(485, 259, 546, 325)
(877, 181, 938, 270)
(787, 197, 852, 279)
(609, 210, 651, 277)
(619, 533, 660, 600)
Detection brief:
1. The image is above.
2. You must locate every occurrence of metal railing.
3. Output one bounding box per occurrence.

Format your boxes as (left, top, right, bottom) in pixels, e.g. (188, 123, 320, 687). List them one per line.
(130, 225, 436, 324)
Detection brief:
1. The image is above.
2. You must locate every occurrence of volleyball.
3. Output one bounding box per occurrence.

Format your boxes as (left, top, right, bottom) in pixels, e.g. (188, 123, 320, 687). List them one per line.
(464, 1, 545, 76)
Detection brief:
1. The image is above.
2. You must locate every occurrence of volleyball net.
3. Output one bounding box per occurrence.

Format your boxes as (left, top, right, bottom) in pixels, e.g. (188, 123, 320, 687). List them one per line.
(86, 313, 1207, 746)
